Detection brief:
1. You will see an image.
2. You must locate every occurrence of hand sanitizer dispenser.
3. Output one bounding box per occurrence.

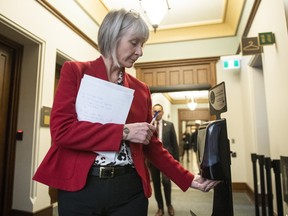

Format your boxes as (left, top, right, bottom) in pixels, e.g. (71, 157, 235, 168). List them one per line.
(196, 118, 233, 216)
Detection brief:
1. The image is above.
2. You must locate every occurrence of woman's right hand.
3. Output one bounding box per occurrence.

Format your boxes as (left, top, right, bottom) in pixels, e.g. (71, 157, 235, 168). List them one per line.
(123, 122, 156, 145)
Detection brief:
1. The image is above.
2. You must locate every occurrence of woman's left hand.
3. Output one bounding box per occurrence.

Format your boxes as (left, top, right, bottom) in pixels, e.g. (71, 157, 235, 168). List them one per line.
(190, 175, 221, 192)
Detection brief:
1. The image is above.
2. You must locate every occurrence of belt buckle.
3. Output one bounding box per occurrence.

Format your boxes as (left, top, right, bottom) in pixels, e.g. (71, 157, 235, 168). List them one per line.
(99, 167, 114, 178)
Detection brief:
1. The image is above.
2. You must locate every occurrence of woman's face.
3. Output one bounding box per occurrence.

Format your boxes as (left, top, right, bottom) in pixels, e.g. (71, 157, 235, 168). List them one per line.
(116, 28, 146, 68)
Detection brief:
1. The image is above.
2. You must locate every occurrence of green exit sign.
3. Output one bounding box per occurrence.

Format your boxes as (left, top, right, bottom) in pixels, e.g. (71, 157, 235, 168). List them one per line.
(223, 59, 240, 70)
(259, 32, 275, 45)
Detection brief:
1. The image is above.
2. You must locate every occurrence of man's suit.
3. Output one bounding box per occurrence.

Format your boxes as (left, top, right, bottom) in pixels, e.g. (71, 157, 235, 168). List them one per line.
(149, 119, 179, 210)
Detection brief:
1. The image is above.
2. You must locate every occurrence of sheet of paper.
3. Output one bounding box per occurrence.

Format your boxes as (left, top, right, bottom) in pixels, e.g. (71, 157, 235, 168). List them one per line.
(76, 74, 134, 124)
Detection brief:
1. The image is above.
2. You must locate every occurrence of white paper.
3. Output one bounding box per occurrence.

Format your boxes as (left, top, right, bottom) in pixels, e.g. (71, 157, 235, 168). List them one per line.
(75, 74, 134, 124)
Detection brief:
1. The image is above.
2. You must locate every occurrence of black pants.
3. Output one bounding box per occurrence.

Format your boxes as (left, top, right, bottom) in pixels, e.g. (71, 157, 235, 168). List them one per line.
(183, 148, 190, 161)
(58, 169, 148, 216)
(149, 164, 172, 209)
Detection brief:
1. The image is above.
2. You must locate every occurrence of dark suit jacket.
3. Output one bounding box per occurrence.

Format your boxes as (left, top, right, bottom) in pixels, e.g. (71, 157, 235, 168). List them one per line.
(33, 57, 193, 198)
(161, 120, 179, 161)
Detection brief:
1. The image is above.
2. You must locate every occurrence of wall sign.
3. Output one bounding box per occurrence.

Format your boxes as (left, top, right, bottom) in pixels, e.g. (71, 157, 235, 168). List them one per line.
(209, 82, 227, 119)
(259, 32, 275, 45)
(241, 37, 262, 56)
(222, 59, 240, 70)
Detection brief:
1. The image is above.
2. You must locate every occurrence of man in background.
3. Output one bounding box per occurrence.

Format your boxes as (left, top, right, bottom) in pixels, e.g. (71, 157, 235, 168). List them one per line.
(149, 104, 179, 216)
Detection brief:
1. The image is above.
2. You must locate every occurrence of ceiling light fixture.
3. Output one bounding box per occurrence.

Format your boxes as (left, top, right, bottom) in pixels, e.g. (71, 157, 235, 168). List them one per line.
(139, 0, 170, 33)
(187, 97, 197, 111)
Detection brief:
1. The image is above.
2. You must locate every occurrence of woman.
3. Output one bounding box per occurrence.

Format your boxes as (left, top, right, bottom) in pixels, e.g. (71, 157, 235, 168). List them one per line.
(33, 9, 219, 216)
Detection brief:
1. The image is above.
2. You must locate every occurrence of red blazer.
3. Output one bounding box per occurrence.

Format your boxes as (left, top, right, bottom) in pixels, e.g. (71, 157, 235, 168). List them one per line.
(33, 57, 194, 198)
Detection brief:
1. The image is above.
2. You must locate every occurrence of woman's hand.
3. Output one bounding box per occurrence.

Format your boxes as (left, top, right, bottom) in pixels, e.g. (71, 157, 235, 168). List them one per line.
(123, 122, 156, 145)
(190, 175, 221, 192)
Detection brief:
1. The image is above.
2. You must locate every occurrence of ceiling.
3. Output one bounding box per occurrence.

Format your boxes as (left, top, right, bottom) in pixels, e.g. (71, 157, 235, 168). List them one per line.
(163, 90, 209, 105)
(102, 0, 226, 29)
(79, 0, 246, 44)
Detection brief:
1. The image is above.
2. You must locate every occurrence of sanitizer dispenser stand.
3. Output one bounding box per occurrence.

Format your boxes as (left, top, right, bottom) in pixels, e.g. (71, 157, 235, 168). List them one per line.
(191, 82, 234, 216)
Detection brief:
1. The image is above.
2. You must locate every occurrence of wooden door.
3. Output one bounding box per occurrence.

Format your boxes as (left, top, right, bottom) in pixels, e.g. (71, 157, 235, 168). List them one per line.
(177, 109, 211, 154)
(0, 43, 13, 215)
(0, 38, 22, 216)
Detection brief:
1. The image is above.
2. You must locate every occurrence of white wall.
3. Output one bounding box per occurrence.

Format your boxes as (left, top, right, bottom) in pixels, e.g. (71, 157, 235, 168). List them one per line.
(216, 62, 247, 183)
(247, 0, 288, 160)
(253, 0, 288, 158)
(250, 1, 288, 213)
(139, 37, 240, 63)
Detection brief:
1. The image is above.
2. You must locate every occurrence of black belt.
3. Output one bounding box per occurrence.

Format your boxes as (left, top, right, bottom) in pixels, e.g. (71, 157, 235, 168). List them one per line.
(89, 165, 135, 178)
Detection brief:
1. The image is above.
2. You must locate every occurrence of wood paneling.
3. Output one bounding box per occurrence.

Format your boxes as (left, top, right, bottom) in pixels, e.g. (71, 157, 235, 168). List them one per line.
(135, 57, 219, 88)
(178, 109, 210, 122)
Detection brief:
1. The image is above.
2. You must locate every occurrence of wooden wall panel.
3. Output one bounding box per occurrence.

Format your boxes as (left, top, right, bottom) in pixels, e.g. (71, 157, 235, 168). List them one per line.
(178, 109, 210, 121)
(141, 70, 153, 86)
(169, 68, 181, 85)
(196, 65, 210, 84)
(135, 57, 219, 89)
(183, 68, 194, 84)
(155, 70, 166, 86)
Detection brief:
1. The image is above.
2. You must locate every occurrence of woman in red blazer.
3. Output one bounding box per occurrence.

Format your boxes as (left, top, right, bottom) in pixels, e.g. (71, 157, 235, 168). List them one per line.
(33, 9, 218, 216)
